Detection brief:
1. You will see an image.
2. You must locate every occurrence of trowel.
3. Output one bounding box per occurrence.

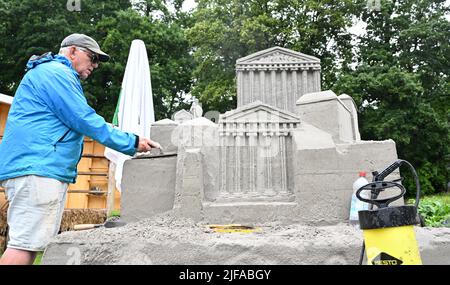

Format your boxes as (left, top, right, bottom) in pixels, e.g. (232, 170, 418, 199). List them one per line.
(73, 220, 126, 231)
(133, 147, 177, 159)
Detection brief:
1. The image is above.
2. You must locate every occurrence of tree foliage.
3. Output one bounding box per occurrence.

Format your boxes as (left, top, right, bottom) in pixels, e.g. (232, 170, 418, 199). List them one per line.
(0, 0, 131, 93)
(0, 0, 193, 121)
(88, 8, 194, 120)
(333, 0, 449, 195)
(187, 0, 357, 113)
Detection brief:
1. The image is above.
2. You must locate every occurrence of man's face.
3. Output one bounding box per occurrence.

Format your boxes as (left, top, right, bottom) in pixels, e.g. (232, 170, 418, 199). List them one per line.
(68, 47, 99, 79)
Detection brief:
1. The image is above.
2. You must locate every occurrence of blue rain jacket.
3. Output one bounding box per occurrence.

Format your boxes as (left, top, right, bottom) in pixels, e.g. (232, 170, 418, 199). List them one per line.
(0, 53, 137, 183)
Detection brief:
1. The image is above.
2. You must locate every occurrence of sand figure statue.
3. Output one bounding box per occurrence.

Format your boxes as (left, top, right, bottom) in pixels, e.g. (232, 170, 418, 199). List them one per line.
(190, 97, 203, 118)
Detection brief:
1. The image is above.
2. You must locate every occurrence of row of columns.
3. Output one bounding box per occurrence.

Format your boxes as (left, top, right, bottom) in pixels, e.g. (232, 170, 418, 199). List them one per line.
(218, 132, 293, 200)
(237, 68, 321, 113)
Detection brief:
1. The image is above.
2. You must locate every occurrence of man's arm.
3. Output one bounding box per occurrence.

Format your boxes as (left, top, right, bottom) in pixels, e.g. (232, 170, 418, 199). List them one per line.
(39, 68, 159, 155)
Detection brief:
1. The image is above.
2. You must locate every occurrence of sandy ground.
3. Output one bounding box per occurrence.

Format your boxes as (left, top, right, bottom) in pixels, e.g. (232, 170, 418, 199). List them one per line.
(41, 212, 450, 265)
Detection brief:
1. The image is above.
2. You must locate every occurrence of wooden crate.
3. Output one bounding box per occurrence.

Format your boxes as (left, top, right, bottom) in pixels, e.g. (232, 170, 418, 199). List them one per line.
(87, 194, 106, 209)
(65, 192, 88, 209)
(0, 102, 10, 211)
(65, 138, 120, 211)
(0, 103, 10, 132)
(0, 102, 120, 211)
(0, 192, 6, 209)
(0, 103, 11, 143)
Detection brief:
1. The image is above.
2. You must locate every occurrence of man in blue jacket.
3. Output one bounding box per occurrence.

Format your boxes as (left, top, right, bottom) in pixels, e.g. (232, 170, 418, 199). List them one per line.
(0, 34, 161, 264)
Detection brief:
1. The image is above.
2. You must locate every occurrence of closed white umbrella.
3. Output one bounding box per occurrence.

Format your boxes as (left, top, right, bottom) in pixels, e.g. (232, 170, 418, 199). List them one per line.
(105, 39, 155, 192)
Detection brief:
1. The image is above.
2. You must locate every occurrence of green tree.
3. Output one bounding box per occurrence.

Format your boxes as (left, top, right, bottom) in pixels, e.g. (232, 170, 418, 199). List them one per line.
(0, 0, 131, 95)
(187, 0, 357, 113)
(334, 0, 450, 195)
(92, 8, 194, 120)
(0, 0, 194, 121)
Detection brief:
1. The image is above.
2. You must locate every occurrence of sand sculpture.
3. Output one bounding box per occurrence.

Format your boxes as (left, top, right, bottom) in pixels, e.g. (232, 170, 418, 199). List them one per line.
(121, 47, 400, 225)
(42, 47, 450, 265)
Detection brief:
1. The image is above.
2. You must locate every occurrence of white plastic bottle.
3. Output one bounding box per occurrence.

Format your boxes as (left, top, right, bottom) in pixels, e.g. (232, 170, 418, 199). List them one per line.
(349, 171, 370, 225)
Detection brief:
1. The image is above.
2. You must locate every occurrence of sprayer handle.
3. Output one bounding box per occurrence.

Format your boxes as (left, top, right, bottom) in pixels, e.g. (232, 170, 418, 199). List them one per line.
(356, 181, 406, 209)
(375, 160, 402, 182)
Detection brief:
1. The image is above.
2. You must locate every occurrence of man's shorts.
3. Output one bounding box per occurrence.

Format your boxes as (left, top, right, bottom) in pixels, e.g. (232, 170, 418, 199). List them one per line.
(0, 175, 68, 252)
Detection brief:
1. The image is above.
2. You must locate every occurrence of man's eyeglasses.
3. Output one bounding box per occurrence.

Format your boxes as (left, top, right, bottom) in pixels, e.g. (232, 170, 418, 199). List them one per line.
(76, 47, 99, 64)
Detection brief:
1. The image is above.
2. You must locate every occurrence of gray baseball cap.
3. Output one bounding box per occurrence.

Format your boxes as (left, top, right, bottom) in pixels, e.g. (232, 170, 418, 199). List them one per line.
(61, 33, 110, 62)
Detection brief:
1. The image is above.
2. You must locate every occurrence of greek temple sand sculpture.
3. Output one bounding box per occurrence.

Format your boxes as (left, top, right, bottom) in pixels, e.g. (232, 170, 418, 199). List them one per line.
(42, 47, 450, 265)
(120, 46, 398, 225)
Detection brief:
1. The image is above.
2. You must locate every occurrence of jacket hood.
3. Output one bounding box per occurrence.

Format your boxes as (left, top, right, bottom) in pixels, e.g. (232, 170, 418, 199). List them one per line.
(26, 52, 72, 71)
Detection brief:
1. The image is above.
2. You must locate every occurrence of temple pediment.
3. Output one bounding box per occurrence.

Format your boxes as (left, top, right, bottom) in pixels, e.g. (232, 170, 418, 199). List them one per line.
(237, 47, 320, 67)
(172, 109, 193, 124)
(236, 47, 322, 113)
(220, 101, 301, 124)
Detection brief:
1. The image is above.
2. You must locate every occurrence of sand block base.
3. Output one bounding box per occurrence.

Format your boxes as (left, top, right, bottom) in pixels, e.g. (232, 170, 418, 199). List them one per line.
(42, 216, 450, 265)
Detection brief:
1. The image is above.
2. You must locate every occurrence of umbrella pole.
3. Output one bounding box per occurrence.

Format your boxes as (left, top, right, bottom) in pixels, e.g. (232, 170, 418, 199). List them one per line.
(106, 161, 117, 217)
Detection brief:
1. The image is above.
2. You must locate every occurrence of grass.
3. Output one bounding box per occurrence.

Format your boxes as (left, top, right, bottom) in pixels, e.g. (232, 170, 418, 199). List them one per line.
(33, 252, 43, 265)
(408, 193, 450, 227)
(109, 209, 121, 218)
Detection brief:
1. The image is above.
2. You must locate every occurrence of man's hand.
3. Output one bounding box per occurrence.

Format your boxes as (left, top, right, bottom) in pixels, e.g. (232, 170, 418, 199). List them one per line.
(137, 137, 162, 153)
